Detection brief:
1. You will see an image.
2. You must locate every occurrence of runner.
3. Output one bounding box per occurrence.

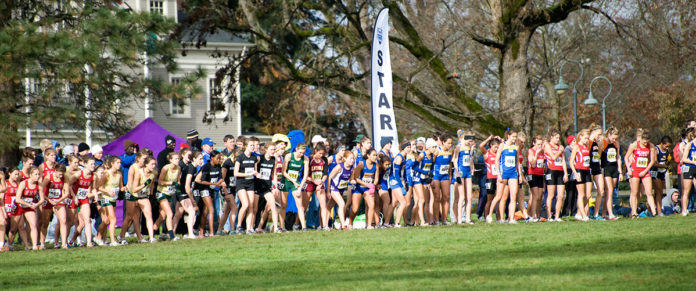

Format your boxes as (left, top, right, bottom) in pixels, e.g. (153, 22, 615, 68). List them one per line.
(255, 143, 280, 233)
(453, 132, 476, 224)
(235, 138, 260, 234)
(431, 135, 453, 225)
(481, 135, 501, 223)
(389, 142, 412, 227)
(117, 151, 147, 244)
(652, 136, 672, 216)
(154, 152, 181, 240)
(351, 149, 379, 229)
(173, 151, 201, 239)
(376, 154, 392, 227)
(19, 149, 35, 181)
(15, 166, 43, 250)
(217, 148, 238, 236)
(526, 135, 545, 222)
(39, 148, 57, 178)
(377, 139, 393, 227)
(306, 143, 330, 230)
(61, 154, 80, 245)
(95, 157, 123, 246)
(4, 168, 29, 251)
(195, 151, 224, 237)
(601, 127, 622, 220)
(544, 129, 568, 221)
(679, 128, 696, 217)
(626, 129, 657, 217)
(570, 130, 593, 221)
(402, 142, 417, 226)
(67, 157, 96, 247)
(490, 130, 523, 224)
(588, 124, 606, 220)
(273, 141, 288, 231)
(327, 151, 355, 230)
(282, 143, 309, 231)
(38, 164, 70, 249)
(129, 157, 158, 243)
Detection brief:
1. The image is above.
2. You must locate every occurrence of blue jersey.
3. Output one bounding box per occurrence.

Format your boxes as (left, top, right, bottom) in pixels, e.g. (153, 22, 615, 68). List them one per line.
(687, 143, 696, 168)
(415, 153, 434, 179)
(433, 149, 452, 178)
(457, 145, 473, 171)
(403, 153, 417, 185)
(354, 149, 363, 166)
(499, 142, 519, 176)
(328, 155, 338, 174)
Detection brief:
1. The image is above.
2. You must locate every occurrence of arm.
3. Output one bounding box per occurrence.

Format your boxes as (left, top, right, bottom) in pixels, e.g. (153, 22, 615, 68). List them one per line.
(352, 162, 365, 187)
(569, 145, 579, 176)
(681, 142, 694, 166)
(643, 147, 657, 176)
(299, 157, 310, 189)
(281, 154, 293, 181)
(158, 166, 170, 186)
(479, 136, 492, 154)
(494, 148, 502, 180)
(59, 181, 70, 204)
(130, 170, 145, 193)
(15, 182, 31, 208)
(625, 143, 637, 175)
(185, 173, 196, 205)
(38, 178, 49, 203)
(195, 170, 214, 186)
(528, 149, 536, 169)
(327, 166, 341, 184)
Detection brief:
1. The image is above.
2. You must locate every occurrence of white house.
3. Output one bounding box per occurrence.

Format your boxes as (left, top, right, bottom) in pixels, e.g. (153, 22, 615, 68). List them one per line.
(26, 0, 251, 149)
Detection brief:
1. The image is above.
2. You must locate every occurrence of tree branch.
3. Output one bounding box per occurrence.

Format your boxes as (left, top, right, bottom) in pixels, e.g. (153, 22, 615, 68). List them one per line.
(469, 32, 505, 49)
(522, 0, 595, 28)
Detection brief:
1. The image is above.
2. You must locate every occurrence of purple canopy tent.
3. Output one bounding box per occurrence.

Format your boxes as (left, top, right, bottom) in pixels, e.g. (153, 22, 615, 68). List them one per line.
(102, 118, 187, 158)
(101, 118, 186, 226)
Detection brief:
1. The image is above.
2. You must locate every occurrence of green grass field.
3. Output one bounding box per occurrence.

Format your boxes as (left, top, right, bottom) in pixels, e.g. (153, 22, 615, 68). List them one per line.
(3, 216, 695, 290)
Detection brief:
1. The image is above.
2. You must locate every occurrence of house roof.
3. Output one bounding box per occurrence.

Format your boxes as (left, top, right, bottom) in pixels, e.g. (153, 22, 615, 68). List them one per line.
(177, 12, 253, 46)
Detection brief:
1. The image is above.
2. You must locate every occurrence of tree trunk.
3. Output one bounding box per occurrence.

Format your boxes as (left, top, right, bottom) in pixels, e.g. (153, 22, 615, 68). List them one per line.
(0, 124, 21, 167)
(499, 29, 535, 135)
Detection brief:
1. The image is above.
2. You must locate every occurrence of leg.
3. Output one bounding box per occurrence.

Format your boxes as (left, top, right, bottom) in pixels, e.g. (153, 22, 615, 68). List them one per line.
(630, 178, 641, 216)
(236, 190, 249, 229)
(592, 174, 605, 217)
(264, 192, 278, 231)
(201, 196, 214, 235)
(247, 192, 258, 231)
(507, 180, 520, 222)
(654, 179, 664, 215)
(546, 185, 557, 219)
(642, 177, 656, 215)
(106, 206, 117, 243)
(456, 182, 465, 223)
(439, 179, 451, 223)
(329, 191, 346, 228)
(604, 177, 616, 218)
(681, 177, 692, 215)
(159, 200, 174, 238)
(576, 182, 586, 218)
(292, 190, 307, 229)
(391, 188, 406, 225)
(349, 193, 361, 225)
(24, 211, 39, 249)
(137, 200, 155, 240)
(39, 208, 53, 247)
(364, 192, 376, 227)
(430, 180, 442, 223)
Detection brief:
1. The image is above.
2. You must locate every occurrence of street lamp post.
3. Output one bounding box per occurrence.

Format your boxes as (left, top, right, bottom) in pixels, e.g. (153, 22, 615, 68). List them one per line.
(584, 76, 612, 131)
(555, 60, 584, 135)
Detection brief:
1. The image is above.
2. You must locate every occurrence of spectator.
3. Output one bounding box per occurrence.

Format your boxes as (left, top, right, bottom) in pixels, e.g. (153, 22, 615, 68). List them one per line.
(201, 137, 215, 164)
(59, 145, 75, 166)
(120, 140, 138, 185)
(92, 144, 104, 166)
(662, 189, 681, 216)
(221, 135, 236, 161)
(77, 142, 90, 157)
(157, 135, 176, 170)
(187, 129, 202, 152)
(33, 139, 54, 167)
(563, 135, 577, 217)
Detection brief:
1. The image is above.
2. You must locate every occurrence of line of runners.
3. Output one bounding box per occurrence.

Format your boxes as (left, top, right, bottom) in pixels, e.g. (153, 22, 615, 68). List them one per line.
(1, 121, 694, 251)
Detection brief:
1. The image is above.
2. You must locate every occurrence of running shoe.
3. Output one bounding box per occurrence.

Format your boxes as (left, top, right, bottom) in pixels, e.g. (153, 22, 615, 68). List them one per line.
(581, 217, 589, 222)
(120, 239, 129, 245)
(486, 215, 493, 224)
(574, 214, 582, 220)
(681, 212, 688, 217)
(301, 228, 308, 232)
(508, 219, 518, 224)
(94, 237, 104, 246)
(292, 224, 300, 231)
(255, 229, 265, 234)
(0, 246, 8, 252)
(594, 215, 606, 221)
(216, 231, 225, 236)
(171, 237, 180, 241)
(109, 242, 120, 247)
(245, 229, 254, 235)
(139, 238, 148, 243)
(149, 238, 157, 243)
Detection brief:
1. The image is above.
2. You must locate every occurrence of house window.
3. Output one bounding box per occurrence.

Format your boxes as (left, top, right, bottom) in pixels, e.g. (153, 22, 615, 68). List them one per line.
(149, 0, 164, 14)
(169, 77, 190, 118)
(208, 78, 226, 116)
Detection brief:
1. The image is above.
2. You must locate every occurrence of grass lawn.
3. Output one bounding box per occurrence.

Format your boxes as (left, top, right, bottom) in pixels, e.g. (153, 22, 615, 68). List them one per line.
(2, 215, 695, 290)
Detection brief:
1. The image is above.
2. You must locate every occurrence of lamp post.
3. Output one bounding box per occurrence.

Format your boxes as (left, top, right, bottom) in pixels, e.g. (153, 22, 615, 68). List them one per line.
(555, 60, 584, 135)
(585, 76, 612, 131)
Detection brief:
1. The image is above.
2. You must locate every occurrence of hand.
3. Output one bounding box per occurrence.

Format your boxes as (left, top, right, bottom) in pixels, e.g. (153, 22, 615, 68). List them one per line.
(366, 183, 375, 195)
(350, 180, 356, 185)
(31, 203, 39, 210)
(639, 170, 647, 178)
(194, 206, 199, 212)
(619, 174, 624, 182)
(518, 176, 524, 184)
(293, 182, 300, 189)
(563, 175, 568, 183)
(144, 179, 152, 186)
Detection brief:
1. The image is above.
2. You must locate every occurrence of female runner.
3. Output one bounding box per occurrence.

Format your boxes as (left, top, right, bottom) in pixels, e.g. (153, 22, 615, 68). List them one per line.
(38, 164, 70, 249)
(526, 136, 545, 222)
(15, 166, 43, 250)
(488, 130, 523, 224)
(601, 127, 622, 220)
(651, 136, 672, 216)
(307, 144, 330, 230)
(570, 130, 593, 221)
(236, 139, 260, 233)
(68, 157, 96, 247)
(155, 152, 181, 240)
(39, 148, 57, 178)
(481, 136, 501, 223)
(196, 151, 224, 237)
(172, 151, 202, 239)
(117, 151, 147, 244)
(588, 124, 606, 220)
(281, 143, 309, 231)
(389, 143, 412, 227)
(453, 132, 476, 224)
(627, 129, 657, 217)
(256, 143, 280, 232)
(95, 157, 123, 245)
(544, 129, 568, 221)
(376, 155, 392, 227)
(129, 157, 157, 243)
(327, 151, 354, 230)
(218, 148, 238, 235)
(4, 168, 29, 250)
(431, 136, 453, 225)
(351, 149, 379, 229)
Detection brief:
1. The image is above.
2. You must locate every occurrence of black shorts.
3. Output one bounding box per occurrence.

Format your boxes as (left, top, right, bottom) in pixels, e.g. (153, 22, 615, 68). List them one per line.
(237, 181, 255, 192)
(603, 166, 619, 179)
(590, 166, 602, 176)
(456, 177, 462, 184)
(485, 178, 497, 195)
(526, 174, 544, 188)
(683, 166, 696, 179)
(650, 170, 666, 181)
(576, 169, 592, 183)
(255, 183, 272, 195)
(545, 170, 565, 186)
(223, 186, 236, 196)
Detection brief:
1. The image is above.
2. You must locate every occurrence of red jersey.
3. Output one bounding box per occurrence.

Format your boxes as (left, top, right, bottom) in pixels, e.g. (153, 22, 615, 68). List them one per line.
(528, 148, 545, 175)
(485, 151, 498, 179)
(575, 144, 590, 170)
(632, 143, 651, 174)
(674, 142, 684, 174)
(3, 181, 18, 206)
(20, 180, 39, 208)
(19, 171, 29, 181)
(545, 144, 564, 171)
(46, 173, 65, 200)
(73, 170, 93, 200)
(309, 158, 326, 182)
(42, 162, 55, 178)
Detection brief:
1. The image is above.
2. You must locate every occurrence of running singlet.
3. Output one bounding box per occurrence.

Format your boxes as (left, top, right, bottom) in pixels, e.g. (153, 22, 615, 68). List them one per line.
(21, 180, 39, 209)
(47, 174, 65, 204)
(574, 144, 591, 170)
(327, 155, 338, 174)
(546, 144, 564, 171)
(485, 151, 498, 179)
(236, 153, 258, 183)
(602, 142, 619, 168)
(499, 143, 519, 176)
(73, 171, 94, 202)
(157, 166, 180, 195)
(433, 150, 452, 177)
(221, 158, 236, 190)
(331, 163, 352, 191)
(590, 140, 602, 170)
(284, 154, 304, 190)
(19, 171, 28, 182)
(457, 146, 473, 173)
(309, 158, 326, 182)
(389, 153, 405, 187)
(256, 156, 275, 190)
(528, 148, 545, 175)
(359, 160, 377, 185)
(674, 142, 684, 174)
(354, 149, 363, 166)
(403, 153, 416, 184)
(684, 142, 696, 169)
(418, 154, 433, 180)
(652, 145, 668, 174)
(632, 143, 651, 173)
(4, 182, 18, 215)
(133, 170, 154, 199)
(42, 162, 55, 178)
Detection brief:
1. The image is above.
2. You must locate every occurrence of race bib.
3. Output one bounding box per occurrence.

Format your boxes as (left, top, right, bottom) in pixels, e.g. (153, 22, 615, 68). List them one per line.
(545, 174, 552, 181)
(76, 188, 89, 200)
(486, 182, 492, 190)
(504, 156, 516, 167)
(636, 157, 648, 168)
(209, 178, 219, 189)
(338, 180, 348, 189)
(536, 159, 544, 168)
(99, 198, 110, 205)
(311, 171, 323, 181)
(582, 156, 590, 167)
(362, 177, 374, 184)
(607, 149, 617, 162)
(287, 170, 300, 181)
(48, 188, 61, 199)
(439, 165, 450, 175)
(649, 171, 657, 178)
(245, 168, 255, 180)
(260, 168, 272, 180)
(65, 198, 73, 206)
(22, 197, 33, 205)
(491, 166, 499, 176)
(592, 152, 601, 163)
(229, 177, 236, 187)
(200, 189, 210, 198)
(111, 187, 120, 197)
(165, 186, 175, 195)
(526, 175, 532, 181)
(461, 156, 470, 167)
(681, 165, 689, 173)
(554, 157, 562, 165)
(193, 189, 200, 197)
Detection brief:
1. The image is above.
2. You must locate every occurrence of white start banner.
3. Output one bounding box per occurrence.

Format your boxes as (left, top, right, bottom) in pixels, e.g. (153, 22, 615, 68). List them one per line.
(371, 8, 399, 154)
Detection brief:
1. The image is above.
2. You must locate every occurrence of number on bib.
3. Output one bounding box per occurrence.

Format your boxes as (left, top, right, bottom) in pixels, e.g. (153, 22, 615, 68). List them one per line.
(76, 188, 89, 200)
(583, 156, 590, 167)
(311, 172, 323, 181)
(362, 177, 373, 184)
(536, 159, 544, 168)
(504, 156, 516, 167)
(338, 180, 348, 189)
(23, 197, 33, 204)
(260, 168, 272, 180)
(209, 178, 219, 189)
(636, 157, 648, 168)
(439, 165, 450, 175)
(461, 156, 470, 167)
(607, 149, 617, 162)
(48, 188, 61, 199)
(244, 168, 255, 180)
(287, 170, 300, 181)
(592, 152, 600, 163)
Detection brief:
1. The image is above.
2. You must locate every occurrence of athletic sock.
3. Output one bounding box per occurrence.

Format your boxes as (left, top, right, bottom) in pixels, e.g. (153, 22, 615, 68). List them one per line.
(168, 230, 175, 239)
